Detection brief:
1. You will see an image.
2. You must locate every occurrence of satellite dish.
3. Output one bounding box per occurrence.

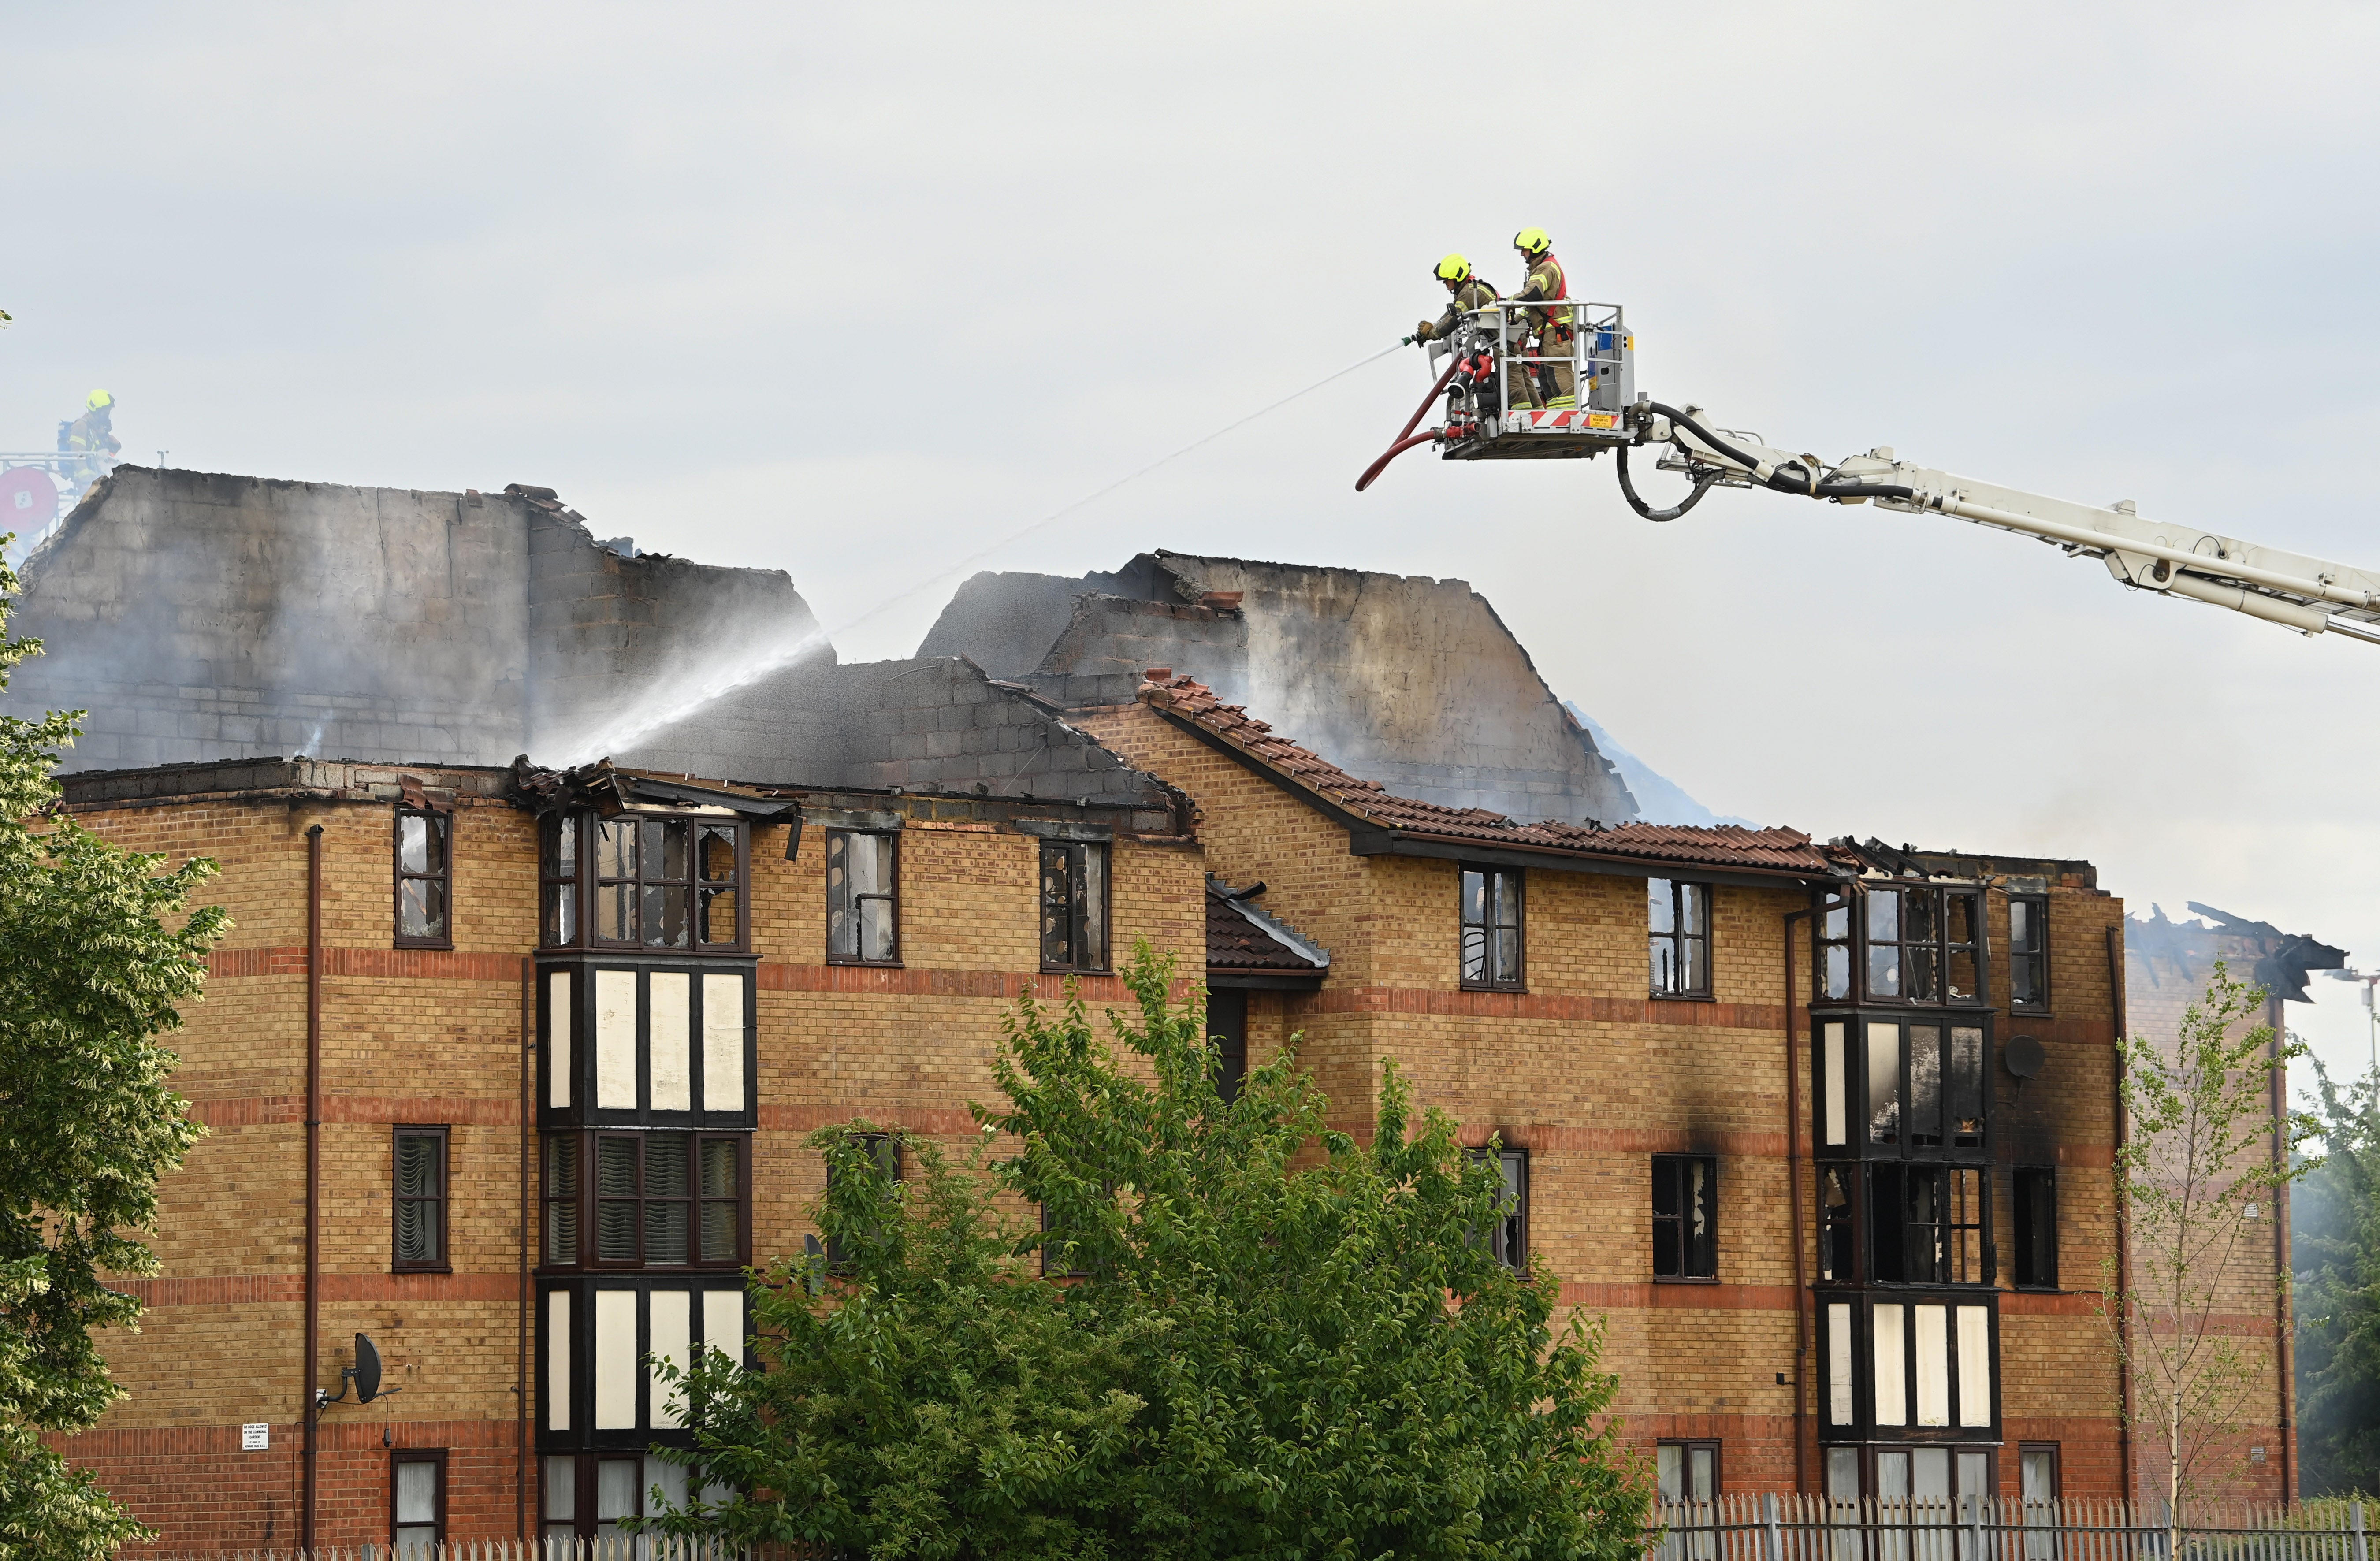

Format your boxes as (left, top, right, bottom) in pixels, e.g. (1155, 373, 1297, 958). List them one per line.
(2004, 1035, 2046, 1080)
(352, 1334, 383, 1403)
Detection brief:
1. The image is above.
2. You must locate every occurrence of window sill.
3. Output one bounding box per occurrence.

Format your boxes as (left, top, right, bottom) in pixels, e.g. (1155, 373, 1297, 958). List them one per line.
(827, 957, 905, 970)
(393, 937, 455, 952)
(392, 1264, 453, 1276)
(1041, 966, 1115, 977)
(2009, 1007, 2053, 1019)
(1460, 982, 1529, 996)
(1649, 989, 1715, 1003)
(1653, 1273, 1720, 1285)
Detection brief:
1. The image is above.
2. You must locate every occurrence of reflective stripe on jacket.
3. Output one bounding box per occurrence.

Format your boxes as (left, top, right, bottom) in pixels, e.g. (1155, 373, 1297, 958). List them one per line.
(1518, 254, 1572, 337)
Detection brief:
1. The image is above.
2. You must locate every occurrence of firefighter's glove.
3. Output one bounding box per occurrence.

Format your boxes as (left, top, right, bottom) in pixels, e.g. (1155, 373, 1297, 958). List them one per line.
(1413, 321, 1435, 342)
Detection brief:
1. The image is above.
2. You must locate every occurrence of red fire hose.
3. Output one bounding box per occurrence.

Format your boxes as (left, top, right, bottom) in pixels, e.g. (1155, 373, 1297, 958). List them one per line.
(1354, 361, 1458, 492)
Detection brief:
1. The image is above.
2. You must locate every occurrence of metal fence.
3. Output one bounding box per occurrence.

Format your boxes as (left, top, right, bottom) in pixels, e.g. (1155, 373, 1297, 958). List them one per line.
(1648, 1496, 2373, 1561)
(141, 1542, 809, 1561)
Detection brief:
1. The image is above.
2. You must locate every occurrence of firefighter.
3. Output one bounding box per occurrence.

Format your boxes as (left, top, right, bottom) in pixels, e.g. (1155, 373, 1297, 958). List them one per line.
(1413, 254, 1530, 415)
(1511, 228, 1576, 410)
(60, 390, 121, 488)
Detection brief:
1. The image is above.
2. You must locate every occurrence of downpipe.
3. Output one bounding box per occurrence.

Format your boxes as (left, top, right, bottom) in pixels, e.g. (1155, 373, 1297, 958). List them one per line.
(301, 822, 324, 1550)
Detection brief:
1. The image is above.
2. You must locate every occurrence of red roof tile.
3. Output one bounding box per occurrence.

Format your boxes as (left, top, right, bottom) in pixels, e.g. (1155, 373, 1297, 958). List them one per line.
(1142, 676, 1847, 877)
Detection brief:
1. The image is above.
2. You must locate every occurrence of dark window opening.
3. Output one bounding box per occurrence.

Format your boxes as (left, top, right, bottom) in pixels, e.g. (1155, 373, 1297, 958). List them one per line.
(1649, 879, 1712, 997)
(826, 830, 899, 965)
(1206, 987, 1249, 1104)
(2014, 1166, 2057, 1288)
(542, 814, 577, 947)
(1039, 841, 1109, 972)
(1867, 1022, 1986, 1152)
(393, 1126, 448, 1272)
(392, 1450, 446, 1560)
(1470, 1146, 1528, 1272)
(1652, 1154, 1718, 1279)
(394, 808, 451, 947)
(1818, 1164, 1855, 1282)
(2010, 895, 2049, 1013)
(1864, 885, 1984, 1004)
(546, 1130, 744, 1269)
(547, 812, 744, 951)
(1460, 866, 1525, 989)
(826, 1132, 902, 1270)
(1871, 1163, 1989, 1284)
(1818, 888, 1852, 1001)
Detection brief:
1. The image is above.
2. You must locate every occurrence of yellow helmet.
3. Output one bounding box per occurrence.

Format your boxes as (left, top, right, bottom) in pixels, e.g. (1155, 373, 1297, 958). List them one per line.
(86, 389, 114, 411)
(1513, 227, 1553, 257)
(1434, 253, 1471, 283)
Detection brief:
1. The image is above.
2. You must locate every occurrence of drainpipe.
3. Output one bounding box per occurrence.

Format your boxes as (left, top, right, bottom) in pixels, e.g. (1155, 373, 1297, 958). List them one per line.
(2105, 926, 2133, 1504)
(1784, 907, 1811, 1493)
(2268, 992, 2294, 1505)
(518, 959, 534, 1542)
(302, 823, 324, 1550)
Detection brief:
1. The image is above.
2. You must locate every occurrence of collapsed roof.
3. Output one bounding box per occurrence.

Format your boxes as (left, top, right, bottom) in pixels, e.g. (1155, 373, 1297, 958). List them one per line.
(918, 550, 1639, 827)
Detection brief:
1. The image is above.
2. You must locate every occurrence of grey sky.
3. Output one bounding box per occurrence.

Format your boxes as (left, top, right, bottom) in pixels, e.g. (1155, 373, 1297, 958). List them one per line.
(7, 0, 2380, 1077)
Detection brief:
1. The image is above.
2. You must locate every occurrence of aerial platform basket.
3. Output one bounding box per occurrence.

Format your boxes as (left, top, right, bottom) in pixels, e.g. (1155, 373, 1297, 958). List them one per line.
(1427, 300, 1635, 461)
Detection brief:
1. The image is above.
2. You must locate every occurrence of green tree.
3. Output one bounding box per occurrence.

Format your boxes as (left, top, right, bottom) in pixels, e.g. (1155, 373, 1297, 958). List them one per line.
(2294, 1057, 2380, 1495)
(651, 946, 1648, 1561)
(2100, 962, 2319, 1530)
(0, 540, 228, 1561)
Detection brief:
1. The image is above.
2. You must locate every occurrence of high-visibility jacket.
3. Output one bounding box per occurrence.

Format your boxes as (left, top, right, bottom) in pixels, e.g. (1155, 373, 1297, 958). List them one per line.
(1517, 254, 1572, 339)
(1422, 277, 1502, 341)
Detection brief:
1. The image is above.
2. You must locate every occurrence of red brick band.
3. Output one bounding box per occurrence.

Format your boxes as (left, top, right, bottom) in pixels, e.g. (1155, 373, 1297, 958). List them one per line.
(55, 1419, 521, 1456)
(116, 1273, 524, 1306)
(188, 1096, 521, 1128)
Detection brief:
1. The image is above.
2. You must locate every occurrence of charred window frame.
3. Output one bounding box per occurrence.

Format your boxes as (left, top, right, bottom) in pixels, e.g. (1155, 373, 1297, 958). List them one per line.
(1468, 1146, 1528, 1272)
(1864, 1022, 1988, 1154)
(1816, 887, 1853, 1001)
(2013, 1166, 2057, 1289)
(1649, 879, 1712, 998)
(1863, 885, 1986, 1004)
(1652, 1154, 1718, 1280)
(826, 1132, 903, 1270)
(1818, 1164, 1856, 1282)
(2008, 894, 2050, 1014)
(541, 814, 579, 947)
(394, 807, 452, 948)
(543, 1130, 746, 1270)
(393, 1126, 450, 1273)
(826, 830, 900, 966)
(1870, 1163, 1990, 1285)
(576, 815, 746, 953)
(392, 1449, 446, 1559)
(1039, 841, 1110, 973)
(1460, 866, 1525, 990)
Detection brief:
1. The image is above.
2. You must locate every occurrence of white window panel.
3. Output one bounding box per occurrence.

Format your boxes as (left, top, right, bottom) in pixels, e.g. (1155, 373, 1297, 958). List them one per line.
(650, 974, 692, 1112)
(545, 1290, 571, 1431)
(594, 1290, 636, 1429)
(1827, 1302, 1854, 1425)
(1873, 1304, 1907, 1427)
(1958, 1305, 1993, 1425)
(547, 970, 573, 1108)
(648, 1290, 692, 1429)
(595, 970, 638, 1110)
(1914, 1305, 1950, 1427)
(702, 973, 744, 1112)
(703, 1287, 743, 1368)
(1822, 1023, 1846, 1146)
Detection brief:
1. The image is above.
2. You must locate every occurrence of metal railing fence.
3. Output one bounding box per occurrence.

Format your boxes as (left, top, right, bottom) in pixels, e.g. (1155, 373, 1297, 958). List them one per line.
(1647, 1495, 2373, 1561)
(139, 1540, 812, 1561)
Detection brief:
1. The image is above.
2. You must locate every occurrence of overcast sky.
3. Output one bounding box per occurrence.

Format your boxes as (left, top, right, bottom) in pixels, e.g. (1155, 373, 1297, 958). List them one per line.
(7, 1, 2379, 1083)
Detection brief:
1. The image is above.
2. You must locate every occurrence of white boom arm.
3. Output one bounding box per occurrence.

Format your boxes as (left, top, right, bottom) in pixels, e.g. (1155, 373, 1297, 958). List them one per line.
(1638, 405, 2380, 647)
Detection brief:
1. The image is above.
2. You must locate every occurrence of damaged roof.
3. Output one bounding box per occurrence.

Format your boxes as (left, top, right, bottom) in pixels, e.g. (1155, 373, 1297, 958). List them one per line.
(1142, 675, 1848, 880)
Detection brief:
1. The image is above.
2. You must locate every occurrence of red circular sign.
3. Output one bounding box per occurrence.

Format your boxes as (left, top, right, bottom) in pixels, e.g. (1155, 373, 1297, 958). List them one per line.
(0, 466, 59, 533)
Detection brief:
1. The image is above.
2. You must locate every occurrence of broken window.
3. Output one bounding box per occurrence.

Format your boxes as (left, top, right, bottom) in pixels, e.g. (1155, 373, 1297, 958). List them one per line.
(1865, 1020, 1986, 1153)
(2013, 1166, 2057, 1288)
(1206, 987, 1249, 1104)
(1652, 1155, 1718, 1279)
(1460, 866, 1525, 989)
(1470, 1147, 1528, 1273)
(1818, 1165, 1855, 1282)
(1039, 841, 1109, 972)
(826, 830, 899, 965)
(394, 807, 451, 947)
(553, 812, 744, 952)
(1817, 888, 1853, 1000)
(543, 1131, 744, 1269)
(1871, 1164, 1988, 1285)
(2009, 895, 2049, 1012)
(1864, 884, 1984, 1004)
(1649, 879, 1711, 997)
(393, 1125, 448, 1272)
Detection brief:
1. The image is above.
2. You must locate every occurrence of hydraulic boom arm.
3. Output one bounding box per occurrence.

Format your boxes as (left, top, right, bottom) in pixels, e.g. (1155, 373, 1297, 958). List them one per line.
(1627, 401, 2380, 648)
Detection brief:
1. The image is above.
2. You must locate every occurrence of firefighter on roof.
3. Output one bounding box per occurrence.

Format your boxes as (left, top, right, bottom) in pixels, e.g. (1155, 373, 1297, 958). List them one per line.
(59, 390, 121, 489)
(1512, 228, 1575, 411)
(1413, 254, 1529, 415)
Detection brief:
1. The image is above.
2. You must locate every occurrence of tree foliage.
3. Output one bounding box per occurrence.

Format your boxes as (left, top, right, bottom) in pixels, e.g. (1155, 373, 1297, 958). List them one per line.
(2294, 1057, 2380, 1496)
(2100, 962, 2318, 1521)
(0, 541, 227, 1561)
(650, 946, 1647, 1561)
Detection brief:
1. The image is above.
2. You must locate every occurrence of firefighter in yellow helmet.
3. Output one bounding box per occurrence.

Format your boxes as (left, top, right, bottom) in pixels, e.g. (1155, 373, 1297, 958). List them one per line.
(1412, 254, 1530, 416)
(60, 389, 122, 489)
(1511, 228, 1576, 410)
